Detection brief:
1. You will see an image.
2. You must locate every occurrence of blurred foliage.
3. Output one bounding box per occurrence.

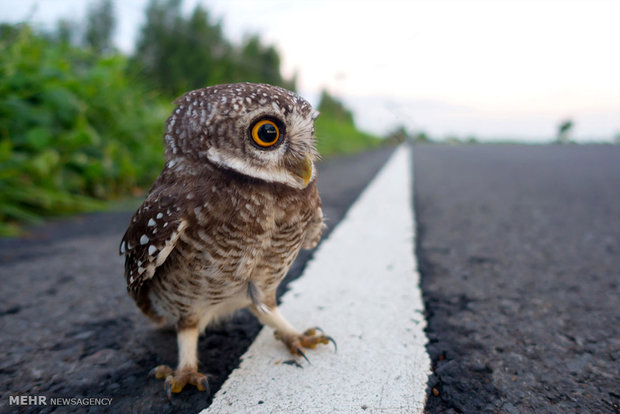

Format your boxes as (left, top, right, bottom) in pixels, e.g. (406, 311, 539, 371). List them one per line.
(0, 0, 381, 235)
(385, 125, 408, 146)
(556, 119, 574, 144)
(0, 24, 169, 235)
(130, 0, 295, 98)
(315, 90, 381, 155)
(85, 0, 116, 54)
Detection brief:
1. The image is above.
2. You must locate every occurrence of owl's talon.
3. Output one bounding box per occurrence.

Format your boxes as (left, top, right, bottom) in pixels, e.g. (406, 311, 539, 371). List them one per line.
(165, 377, 173, 400)
(302, 327, 337, 352)
(152, 366, 210, 398)
(199, 377, 210, 395)
(276, 327, 335, 363)
(150, 364, 173, 379)
(296, 347, 311, 364)
(303, 327, 322, 336)
(325, 335, 338, 353)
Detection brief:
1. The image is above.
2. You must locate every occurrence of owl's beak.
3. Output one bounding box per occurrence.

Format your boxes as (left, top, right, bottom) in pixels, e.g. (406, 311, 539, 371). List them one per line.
(289, 156, 313, 186)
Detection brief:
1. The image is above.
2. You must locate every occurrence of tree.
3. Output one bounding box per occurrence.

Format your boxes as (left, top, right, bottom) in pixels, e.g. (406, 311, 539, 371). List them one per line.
(234, 35, 295, 90)
(385, 125, 408, 144)
(85, 0, 116, 54)
(414, 131, 432, 143)
(55, 19, 77, 46)
(556, 119, 573, 144)
(317, 90, 354, 124)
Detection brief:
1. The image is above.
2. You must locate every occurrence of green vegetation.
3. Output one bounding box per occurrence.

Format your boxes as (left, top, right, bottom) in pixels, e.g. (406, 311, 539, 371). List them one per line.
(315, 91, 381, 155)
(0, 0, 381, 235)
(130, 0, 295, 98)
(0, 25, 170, 235)
(556, 119, 574, 144)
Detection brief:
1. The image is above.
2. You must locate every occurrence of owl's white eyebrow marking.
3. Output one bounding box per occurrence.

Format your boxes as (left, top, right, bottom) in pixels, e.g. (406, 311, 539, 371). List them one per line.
(205, 146, 312, 189)
(147, 218, 156, 226)
(140, 234, 149, 245)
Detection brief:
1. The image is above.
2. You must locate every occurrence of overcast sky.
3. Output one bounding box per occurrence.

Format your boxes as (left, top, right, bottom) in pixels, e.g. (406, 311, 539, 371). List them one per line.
(2, 0, 619, 142)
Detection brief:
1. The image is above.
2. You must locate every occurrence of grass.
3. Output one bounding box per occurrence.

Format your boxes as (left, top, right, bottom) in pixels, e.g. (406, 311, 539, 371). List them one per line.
(314, 116, 382, 157)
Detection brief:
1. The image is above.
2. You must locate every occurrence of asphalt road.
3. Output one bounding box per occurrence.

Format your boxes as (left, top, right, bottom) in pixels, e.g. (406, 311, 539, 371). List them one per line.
(0, 146, 395, 414)
(2, 143, 619, 414)
(414, 144, 620, 413)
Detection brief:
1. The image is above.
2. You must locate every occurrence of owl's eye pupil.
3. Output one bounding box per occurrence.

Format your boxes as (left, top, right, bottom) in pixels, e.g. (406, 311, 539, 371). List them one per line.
(251, 119, 281, 148)
(258, 123, 277, 144)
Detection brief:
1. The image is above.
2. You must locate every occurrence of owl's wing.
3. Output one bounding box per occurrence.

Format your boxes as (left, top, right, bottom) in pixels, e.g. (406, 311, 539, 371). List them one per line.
(120, 191, 188, 293)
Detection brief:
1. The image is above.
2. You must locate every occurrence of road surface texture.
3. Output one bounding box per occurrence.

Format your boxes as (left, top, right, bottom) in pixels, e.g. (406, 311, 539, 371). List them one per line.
(0, 146, 395, 414)
(414, 144, 620, 413)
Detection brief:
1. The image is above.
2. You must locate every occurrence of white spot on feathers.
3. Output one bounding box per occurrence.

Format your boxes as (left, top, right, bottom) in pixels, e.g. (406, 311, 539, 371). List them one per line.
(120, 241, 126, 254)
(157, 212, 163, 219)
(147, 218, 156, 227)
(140, 234, 149, 245)
(148, 245, 157, 255)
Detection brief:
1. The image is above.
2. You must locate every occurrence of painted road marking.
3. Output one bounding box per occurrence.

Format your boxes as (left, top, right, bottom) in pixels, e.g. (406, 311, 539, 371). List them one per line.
(202, 145, 430, 413)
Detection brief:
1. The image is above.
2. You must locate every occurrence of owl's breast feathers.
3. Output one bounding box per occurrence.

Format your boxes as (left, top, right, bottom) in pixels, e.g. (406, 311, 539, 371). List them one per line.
(120, 169, 323, 297)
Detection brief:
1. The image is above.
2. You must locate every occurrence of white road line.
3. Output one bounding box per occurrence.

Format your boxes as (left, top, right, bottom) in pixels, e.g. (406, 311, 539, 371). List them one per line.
(202, 145, 430, 413)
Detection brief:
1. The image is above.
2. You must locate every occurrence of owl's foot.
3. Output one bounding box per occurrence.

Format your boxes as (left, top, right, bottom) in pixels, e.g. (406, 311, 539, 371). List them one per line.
(150, 365, 210, 399)
(275, 327, 337, 362)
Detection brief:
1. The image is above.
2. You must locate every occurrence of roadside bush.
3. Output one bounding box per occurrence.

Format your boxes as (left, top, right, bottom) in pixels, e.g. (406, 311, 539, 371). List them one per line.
(0, 25, 170, 235)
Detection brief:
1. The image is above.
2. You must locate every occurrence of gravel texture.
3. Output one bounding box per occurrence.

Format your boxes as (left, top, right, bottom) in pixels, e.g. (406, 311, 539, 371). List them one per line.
(413, 144, 620, 413)
(0, 146, 395, 414)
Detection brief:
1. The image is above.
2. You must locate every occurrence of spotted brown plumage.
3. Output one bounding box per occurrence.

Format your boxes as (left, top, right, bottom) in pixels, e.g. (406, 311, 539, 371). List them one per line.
(119, 83, 332, 398)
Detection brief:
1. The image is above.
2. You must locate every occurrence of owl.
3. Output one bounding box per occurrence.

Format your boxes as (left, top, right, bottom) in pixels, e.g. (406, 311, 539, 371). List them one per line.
(119, 83, 333, 398)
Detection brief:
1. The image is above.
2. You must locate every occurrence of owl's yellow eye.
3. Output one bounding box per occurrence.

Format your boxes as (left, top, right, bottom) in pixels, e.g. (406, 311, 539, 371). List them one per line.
(251, 119, 280, 147)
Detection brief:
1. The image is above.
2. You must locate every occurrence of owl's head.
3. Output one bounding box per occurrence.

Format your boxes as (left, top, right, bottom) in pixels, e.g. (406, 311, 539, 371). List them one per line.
(163, 83, 319, 189)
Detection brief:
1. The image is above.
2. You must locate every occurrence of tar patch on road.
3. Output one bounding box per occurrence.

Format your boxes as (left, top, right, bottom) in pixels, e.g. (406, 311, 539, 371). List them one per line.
(414, 144, 620, 413)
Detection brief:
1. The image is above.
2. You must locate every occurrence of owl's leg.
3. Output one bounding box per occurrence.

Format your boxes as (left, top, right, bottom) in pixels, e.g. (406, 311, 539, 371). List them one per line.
(150, 325, 210, 399)
(249, 297, 336, 361)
